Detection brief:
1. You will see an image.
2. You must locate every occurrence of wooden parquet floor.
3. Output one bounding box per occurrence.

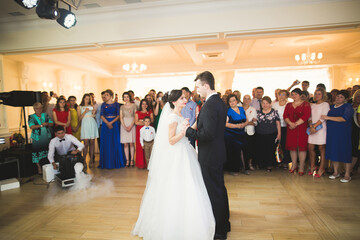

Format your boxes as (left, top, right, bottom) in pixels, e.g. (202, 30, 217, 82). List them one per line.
(0, 158, 359, 240)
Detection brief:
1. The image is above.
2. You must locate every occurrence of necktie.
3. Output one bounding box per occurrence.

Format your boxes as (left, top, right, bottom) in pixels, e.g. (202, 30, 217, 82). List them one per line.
(59, 138, 65, 142)
(258, 99, 263, 111)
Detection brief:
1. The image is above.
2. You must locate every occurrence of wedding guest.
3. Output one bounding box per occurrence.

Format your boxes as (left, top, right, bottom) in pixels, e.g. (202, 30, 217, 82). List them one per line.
(196, 96, 206, 119)
(68, 96, 81, 141)
(224, 94, 247, 175)
(322, 90, 354, 182)
(225, 89, 232, 95)
(330, 89, 339, 105)
(272, 89, 291, 168)
(272, 88, 280, 103)
(351, 90, 360, 175)
(90, 92, 102, 148)
(99, 89, 125, 169)
(135, 99, 154, 169)
(221, 94, 228, 104)
(140, 116, 156, 166)
(120, 91, 137, 167)
(53, 97, 72, 134)
(242, 95, 257, 171)
(255, 96, 281, 172)
(233, 90, 242, 106)
(149, 89, 157, 107)
(308, 88, 330, 177)
(41, 91, 55, 122)
(29, 102, 54, 174)
(181, 87, 197, 147)
(78, 94, 99, 169)
(284, 88, 311, 175)
(154, 92, 165, 131)
(301, 90, 310, 102)
(250, 86, 264, 111)
(145, 94, 154, 110)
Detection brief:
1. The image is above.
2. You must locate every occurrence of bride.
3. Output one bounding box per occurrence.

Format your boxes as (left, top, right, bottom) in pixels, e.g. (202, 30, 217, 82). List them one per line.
(132, 90, 215, 240)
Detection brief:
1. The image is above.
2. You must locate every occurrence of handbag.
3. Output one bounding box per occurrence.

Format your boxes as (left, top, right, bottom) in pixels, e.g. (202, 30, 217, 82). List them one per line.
(306, 123, 323, 135)
(275, 143, 283, 163)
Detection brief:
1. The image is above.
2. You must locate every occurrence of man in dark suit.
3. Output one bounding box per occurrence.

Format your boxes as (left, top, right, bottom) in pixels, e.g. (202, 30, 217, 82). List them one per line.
(186, 71, 230, 240)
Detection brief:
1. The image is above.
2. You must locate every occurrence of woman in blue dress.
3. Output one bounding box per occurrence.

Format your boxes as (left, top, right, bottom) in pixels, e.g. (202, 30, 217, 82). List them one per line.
(224, 94, 248, 175)
(99, 89, 125, 169)
(29, 102, 54, 174)
(321, 90, 354, 183)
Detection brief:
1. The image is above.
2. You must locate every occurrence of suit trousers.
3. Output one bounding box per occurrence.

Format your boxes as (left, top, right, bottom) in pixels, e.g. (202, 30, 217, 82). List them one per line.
(143, 140, 154, 165)
(200, 161, 231, 235)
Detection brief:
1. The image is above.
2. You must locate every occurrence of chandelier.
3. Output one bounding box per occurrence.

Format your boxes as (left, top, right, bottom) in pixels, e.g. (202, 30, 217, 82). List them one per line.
(295, 48, 323, 65)
(123, 61, 147, 73)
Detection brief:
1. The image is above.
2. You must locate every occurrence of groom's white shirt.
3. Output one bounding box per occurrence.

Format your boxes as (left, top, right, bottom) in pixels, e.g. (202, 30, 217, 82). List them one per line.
(205, 92, 217, 102)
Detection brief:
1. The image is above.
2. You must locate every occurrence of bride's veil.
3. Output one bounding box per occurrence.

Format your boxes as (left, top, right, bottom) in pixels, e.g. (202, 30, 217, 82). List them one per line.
(147, 102, 172, 172)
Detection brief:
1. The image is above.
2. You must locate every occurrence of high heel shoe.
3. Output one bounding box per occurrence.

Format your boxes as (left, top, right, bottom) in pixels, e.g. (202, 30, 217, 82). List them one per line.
(130, 160, 134, 167)
(314, 168, 325, 178)
(298, 171, 304, 176)
(289, 167, 298, 173)
(125, 160, 130, 168)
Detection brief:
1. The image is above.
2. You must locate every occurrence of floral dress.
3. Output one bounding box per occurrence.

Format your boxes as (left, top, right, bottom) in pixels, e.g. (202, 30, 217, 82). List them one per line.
(28, 113, 53, 163)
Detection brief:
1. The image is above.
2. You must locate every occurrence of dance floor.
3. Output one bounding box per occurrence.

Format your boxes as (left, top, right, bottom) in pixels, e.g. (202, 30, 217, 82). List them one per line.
(0, 156, 359, 240)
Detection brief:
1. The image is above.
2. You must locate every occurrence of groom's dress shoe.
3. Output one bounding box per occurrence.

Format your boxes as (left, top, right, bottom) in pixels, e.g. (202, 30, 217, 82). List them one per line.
(214, 233, 227, 240)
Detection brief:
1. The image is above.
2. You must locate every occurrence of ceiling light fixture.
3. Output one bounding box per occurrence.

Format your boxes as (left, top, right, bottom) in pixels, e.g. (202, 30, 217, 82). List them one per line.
(36, 0, 59, 20)
(56, 7, 77, 28)
(123, 61, 147, 73)
(13, 0, 39, 9)
(295, 48, 323, 65)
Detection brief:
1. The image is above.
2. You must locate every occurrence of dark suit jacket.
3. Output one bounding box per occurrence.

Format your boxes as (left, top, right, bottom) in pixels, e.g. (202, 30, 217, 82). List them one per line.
(186, 94, 227, 168)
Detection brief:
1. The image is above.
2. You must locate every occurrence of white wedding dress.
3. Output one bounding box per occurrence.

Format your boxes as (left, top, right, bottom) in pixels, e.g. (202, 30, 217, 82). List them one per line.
(132, 103, 215, 240)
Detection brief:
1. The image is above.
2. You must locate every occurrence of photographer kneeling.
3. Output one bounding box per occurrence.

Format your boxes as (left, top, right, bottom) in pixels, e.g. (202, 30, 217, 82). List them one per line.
(48, 126, 85, 177)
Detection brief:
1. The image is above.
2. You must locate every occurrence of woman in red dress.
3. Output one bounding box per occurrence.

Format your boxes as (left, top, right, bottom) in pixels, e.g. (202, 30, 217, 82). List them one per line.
(53, 97, 72, 134)
(135, 99, 154, 168)
(283, 88, 311, 175)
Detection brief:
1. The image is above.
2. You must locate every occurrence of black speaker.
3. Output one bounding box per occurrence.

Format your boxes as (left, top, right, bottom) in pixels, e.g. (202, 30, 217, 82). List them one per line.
(0, 91, 42, 107)
(0, 148, 37, 178)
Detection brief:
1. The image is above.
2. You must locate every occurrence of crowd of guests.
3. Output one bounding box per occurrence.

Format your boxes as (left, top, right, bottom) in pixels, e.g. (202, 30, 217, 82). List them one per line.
(28, 80, 360, 183)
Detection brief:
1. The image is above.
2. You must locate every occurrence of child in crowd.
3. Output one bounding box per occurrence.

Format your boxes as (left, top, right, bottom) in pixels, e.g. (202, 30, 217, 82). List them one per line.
(139, 116, 156, 166)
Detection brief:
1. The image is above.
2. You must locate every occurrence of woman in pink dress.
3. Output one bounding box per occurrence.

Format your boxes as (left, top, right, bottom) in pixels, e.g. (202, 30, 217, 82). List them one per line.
(135, 99, 154, 169)
(308, 88, 330, 177)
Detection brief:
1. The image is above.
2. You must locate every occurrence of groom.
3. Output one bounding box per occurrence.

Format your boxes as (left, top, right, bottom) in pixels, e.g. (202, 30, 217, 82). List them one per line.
(186, 71, 231, 240)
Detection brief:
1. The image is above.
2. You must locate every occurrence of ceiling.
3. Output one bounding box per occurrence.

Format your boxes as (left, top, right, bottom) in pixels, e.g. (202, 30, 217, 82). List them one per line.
(2, 0, 360, 77)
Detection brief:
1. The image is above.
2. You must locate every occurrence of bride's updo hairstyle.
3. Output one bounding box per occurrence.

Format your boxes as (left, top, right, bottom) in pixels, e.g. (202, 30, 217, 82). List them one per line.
(163, 90, 182, 109)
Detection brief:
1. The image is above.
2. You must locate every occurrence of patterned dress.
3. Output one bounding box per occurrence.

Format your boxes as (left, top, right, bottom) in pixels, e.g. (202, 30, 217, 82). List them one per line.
(255, 108, 280, 168)
(28, 113, 53, 163)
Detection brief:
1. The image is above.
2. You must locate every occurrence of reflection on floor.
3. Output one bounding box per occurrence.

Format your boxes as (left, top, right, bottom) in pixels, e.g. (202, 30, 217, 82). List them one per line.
(0, 157, 359, 240)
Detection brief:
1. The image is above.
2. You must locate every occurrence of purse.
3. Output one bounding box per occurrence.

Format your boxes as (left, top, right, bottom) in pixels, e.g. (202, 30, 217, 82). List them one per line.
(306, 123, 323, 135)
(275, 143, 283, 163)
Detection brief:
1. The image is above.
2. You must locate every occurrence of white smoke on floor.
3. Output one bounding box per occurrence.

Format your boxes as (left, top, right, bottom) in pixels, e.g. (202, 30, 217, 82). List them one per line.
(43, 163, 114, 206)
